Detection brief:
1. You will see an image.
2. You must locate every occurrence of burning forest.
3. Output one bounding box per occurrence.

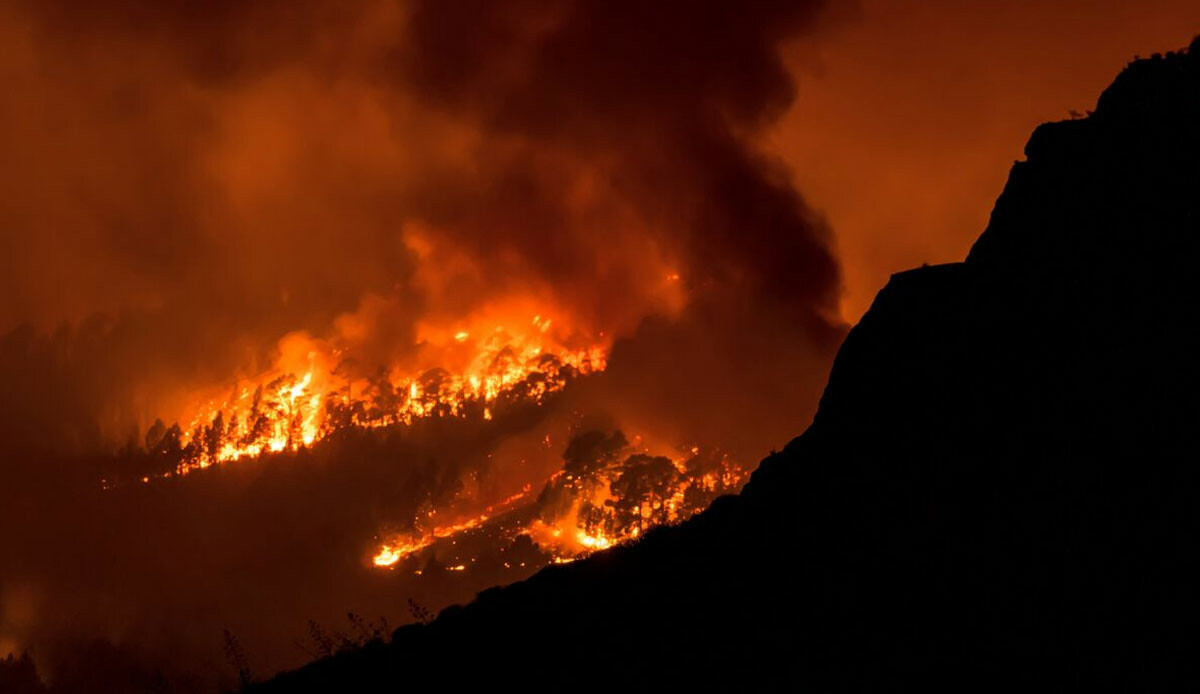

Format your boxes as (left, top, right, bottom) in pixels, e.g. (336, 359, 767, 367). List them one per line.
(114, 312, 608, 483)
(371, 431, 748, 571)
(2, 0, 1196, 689)
(0, 0, 1003, 690)
(101, 302, 746, 583)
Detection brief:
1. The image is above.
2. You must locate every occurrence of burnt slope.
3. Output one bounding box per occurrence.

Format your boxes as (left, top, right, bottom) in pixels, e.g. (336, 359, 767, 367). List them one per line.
(259, 37, 1200, 691)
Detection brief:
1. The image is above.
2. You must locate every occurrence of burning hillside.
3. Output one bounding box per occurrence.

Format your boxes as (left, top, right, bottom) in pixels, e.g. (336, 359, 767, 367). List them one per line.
(125, 311, 607, 481)
(108, 301, 747, 586)
(112, 302, 744, 580)
(0, 0, 849, 689)
(371, 431, 748, 570)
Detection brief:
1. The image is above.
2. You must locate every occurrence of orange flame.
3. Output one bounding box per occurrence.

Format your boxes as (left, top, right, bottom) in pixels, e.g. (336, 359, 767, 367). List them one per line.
(160, 312, 607, 477)
(371, 445, 747, 569)
(373, 488, 534, 567)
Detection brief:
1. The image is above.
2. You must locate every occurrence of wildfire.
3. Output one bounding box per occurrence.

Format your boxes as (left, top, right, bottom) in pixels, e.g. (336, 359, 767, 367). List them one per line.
(371, 435, 748, 570)
(124, 303, 743, 582)
(138, 312, 607, 478)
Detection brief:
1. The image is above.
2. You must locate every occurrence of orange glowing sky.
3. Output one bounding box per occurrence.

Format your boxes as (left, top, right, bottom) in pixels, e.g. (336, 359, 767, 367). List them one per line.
(778, 0, 1200, 321)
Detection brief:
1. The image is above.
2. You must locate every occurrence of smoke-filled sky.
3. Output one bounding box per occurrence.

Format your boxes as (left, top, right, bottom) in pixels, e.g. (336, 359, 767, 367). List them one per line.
(1, 0, 1198, 689)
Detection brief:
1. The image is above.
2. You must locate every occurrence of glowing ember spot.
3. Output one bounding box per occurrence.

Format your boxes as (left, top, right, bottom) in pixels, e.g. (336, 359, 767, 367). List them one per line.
(576, 531, 613, 550)
(372, 546, 402, 567)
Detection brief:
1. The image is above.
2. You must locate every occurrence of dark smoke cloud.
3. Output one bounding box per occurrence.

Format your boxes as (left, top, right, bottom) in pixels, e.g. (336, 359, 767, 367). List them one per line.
(389, 0, 847, 456)
(0, 0, 842, 688)
(400, 0, 840, 317)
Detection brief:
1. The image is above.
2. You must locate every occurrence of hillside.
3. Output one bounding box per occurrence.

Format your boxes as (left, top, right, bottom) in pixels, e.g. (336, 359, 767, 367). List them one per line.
(258, 37, 1200, 690)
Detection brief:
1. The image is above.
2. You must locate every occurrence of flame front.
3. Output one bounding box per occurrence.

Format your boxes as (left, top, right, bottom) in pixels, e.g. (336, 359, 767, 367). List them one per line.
(371, 488, 534, 567)
(372, 441, 748, 569)
(132, 306, 743, 580)
(143, 312, 607, 477)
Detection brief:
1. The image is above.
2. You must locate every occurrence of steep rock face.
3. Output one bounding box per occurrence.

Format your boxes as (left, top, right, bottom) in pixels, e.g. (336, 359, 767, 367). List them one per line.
(260, 37, 1200, 691)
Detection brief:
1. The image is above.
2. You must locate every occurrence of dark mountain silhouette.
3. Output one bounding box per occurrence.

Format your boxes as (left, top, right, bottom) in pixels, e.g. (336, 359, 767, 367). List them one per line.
(256, 37, 1200, 691)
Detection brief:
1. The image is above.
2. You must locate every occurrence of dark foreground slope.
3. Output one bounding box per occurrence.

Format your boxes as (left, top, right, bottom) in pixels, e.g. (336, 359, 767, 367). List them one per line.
(260, 39, 1200, 691)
